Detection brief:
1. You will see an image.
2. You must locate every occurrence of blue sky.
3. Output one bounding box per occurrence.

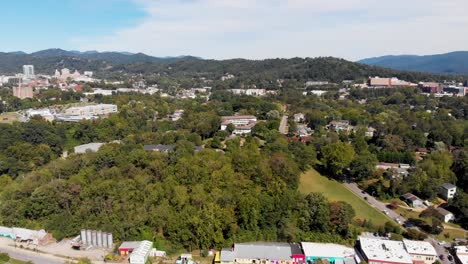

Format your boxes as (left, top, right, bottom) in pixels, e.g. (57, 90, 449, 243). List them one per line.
(1, 0, 468, 60)
(0, 0, 145, 52)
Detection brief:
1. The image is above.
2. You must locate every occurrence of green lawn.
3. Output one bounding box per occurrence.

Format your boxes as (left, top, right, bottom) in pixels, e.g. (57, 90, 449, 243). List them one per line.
(436, 228, 468, 241)
(299, 169, 389, 226)
(394, 206, 421, 219)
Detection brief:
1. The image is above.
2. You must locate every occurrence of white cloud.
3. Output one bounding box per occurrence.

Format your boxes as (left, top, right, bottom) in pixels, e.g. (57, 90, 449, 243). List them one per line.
(72, 0, 468, 60)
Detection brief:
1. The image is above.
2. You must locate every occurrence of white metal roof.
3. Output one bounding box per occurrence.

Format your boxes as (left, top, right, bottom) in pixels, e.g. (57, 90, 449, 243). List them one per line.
(455, 246, 468, 264)
(119, 241, 143, 249)
(359, 237, 412, 264)
(403, 240, 437, 256)
(301, 242, 355, 258)
(131, 240, 153, 258)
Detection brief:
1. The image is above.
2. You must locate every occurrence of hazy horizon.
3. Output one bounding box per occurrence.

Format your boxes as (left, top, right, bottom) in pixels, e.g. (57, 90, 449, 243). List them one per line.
(2, 0, 468, 61)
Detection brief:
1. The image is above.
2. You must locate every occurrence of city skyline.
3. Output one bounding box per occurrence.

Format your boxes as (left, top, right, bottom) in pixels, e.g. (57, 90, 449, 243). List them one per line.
(1, 0, 468, 61)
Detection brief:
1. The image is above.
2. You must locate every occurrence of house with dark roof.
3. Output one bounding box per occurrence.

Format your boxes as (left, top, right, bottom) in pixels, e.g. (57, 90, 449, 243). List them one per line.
(401, 193, 424, 208)
(435, 207, 455, 223)
(439, 183, 457, 200)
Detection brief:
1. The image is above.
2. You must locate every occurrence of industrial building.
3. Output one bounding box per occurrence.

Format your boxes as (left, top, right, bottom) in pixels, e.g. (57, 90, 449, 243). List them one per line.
(402, 240, 437, 264)
(357, 237, 413, 264)
(0, 226, 53, 245)
(129, 240, 153, 264)
(454, 246, 468, 264)
(219, 242, 304, 264)
(79, 229, 113, 249)
(301, 242, 356, 264)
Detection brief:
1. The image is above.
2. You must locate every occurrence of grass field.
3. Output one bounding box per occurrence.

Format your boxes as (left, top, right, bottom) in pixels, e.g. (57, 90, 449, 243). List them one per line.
(0, 112, 24, 124)
(299, 169, 389, 226)
(436, 228, 468, 241)
(394, 206, 421, 219)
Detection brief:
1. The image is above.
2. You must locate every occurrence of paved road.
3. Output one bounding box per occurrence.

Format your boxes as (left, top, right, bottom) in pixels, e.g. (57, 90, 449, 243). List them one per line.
(0, 246, 65, 264)
(427, 237, 452, 264)
(279, 115, 288, 134)
(345, 182, 406, 225)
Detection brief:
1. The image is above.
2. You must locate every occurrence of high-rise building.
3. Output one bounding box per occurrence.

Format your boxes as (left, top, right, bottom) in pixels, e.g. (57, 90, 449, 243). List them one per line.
(13, 85, 34, 99)
(23, 65, 35, 80)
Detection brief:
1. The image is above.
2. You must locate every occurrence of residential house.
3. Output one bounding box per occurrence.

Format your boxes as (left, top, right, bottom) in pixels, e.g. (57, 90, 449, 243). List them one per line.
(439, 183, 457, 200)
(301, 242, 356, 264)
(401, 193, 424, 208)
(296, 125, 313, 137)
(171, 110, 185, 121)
(365, 127, 376, 138)
(402, 240, 437, 264)
(219, 242, 299, 264)
(143, 144, 176, 153)
(294, 113, 305, 123)
(376, 162, 400, 171)
(357, 237, 413, 264)
(221, 115, 257, 135)
(328, 120, 353, 133)
(454, 246, 468, 264)
(435, 207, 455, 223)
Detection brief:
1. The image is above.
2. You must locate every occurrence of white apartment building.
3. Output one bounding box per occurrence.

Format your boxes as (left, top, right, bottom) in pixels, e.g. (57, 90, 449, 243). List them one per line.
(23, 65, 35, 80)
(221, 115, 257, 134)
(64, 104, 118, 116)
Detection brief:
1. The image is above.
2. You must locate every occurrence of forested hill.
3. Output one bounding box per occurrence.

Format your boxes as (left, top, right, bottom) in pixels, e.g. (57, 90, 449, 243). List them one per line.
(0, 49, 465, 83)
(358, 51, 468, 75)
(0, 49, 200, 74)
(126, 57, 464, 83)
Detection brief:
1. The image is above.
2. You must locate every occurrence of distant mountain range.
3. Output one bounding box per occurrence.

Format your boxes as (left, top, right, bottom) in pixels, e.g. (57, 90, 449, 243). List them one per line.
(0, 49, 201, 74)
(358, 51, 468, 75)
(0, 49, 465, 83)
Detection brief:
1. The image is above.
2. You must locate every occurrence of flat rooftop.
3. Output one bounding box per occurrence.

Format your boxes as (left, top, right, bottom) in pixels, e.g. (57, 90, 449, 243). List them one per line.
(359, 237, 412, 264)
(403, 240, 437, 256)
(301, 242, 355, 258)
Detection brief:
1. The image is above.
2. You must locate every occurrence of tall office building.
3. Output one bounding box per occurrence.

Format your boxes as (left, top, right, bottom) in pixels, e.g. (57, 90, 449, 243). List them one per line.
(23, 65, 35, 80)
(13, 85, 33, 99)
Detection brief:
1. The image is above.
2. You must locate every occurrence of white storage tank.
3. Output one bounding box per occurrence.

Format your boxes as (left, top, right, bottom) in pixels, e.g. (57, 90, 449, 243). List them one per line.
(86, 230, 92, 245)
(80, 230, 87, 244)
(97, 231, 102, 247)
(91, 230, 97, 246)
(107, 233, 113, 248)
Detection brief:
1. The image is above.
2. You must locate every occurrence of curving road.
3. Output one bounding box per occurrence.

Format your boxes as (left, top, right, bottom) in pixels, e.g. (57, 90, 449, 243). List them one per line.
(0, 247, 65, 264)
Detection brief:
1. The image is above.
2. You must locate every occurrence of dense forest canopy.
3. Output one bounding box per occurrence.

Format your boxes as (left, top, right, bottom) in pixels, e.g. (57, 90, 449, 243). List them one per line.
(0, 77, 467, 251)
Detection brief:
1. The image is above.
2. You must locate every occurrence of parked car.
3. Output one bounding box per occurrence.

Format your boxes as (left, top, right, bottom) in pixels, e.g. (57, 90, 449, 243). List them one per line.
(439, 255, 445, 260)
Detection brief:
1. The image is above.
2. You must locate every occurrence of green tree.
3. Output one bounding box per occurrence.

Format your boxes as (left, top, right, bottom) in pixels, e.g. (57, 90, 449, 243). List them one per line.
(321, 141, 355, 177)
